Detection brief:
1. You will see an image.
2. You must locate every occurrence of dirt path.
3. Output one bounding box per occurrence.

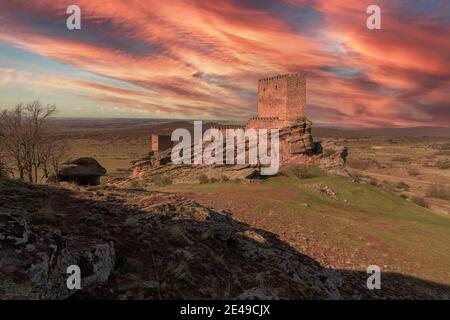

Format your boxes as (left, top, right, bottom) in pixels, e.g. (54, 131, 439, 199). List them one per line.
(350, 169, 450, 186)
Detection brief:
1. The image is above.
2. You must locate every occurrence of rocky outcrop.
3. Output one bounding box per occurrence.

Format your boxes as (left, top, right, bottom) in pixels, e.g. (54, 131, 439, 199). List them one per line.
(314, 139, 348, 174)
(0, 212, 115, 299)
(278, 118, 347, 171)
(307, 183, 338, 199)
(281, 117, 315, 157)
(131, 150, 171, 179)
(131, 118, 347, 181)
(51, 157, 107, 185)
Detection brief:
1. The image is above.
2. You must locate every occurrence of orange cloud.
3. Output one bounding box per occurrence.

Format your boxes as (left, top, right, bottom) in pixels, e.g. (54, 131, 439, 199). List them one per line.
(0, 0, 449, 126)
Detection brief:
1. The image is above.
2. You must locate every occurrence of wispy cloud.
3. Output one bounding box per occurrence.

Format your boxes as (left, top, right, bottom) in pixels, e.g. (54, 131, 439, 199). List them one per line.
(0, 0, 449, 126)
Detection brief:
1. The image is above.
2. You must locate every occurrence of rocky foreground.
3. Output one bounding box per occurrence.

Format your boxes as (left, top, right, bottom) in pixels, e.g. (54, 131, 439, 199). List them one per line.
(0, 177, 447, 299)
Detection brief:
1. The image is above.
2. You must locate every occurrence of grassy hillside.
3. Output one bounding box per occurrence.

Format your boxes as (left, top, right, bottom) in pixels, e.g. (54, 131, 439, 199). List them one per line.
(154, 167, 450, 288)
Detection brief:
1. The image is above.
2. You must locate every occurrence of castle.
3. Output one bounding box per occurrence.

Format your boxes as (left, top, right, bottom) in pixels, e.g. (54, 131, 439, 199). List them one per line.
(138, 73, 347, 178)
(151, 73, 308, 153)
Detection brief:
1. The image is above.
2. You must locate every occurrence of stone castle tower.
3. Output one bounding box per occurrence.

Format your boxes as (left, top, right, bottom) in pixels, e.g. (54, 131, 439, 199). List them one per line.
(246, 73, 306, 129)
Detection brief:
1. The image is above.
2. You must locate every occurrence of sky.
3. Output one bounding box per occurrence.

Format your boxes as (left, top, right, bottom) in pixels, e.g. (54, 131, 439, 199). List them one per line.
(0, 0, 449, 128)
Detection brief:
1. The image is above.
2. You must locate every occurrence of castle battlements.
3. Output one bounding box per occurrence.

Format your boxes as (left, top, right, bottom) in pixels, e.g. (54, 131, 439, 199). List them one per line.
(209, 124, 244, 131)
(247, 116, 280, 121)
(258, 73, 305, 83)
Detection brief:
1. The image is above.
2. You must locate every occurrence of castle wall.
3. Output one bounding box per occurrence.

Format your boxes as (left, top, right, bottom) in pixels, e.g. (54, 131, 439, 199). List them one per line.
(258, 77, 288, 120)
(245, 117, 285, 130)
(286, 74, 306, 122)
(151, 134, 173, 152)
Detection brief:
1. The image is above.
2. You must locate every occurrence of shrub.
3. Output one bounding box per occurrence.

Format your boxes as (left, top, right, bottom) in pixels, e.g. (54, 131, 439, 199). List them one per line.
(381, 180, 396, 192)
(198, 174, 209, 184)
(209, 177, 219, 183)
(347, 158, 382, 170)
(437, 159, 450, 170)
(434, 143, 450, 153)
(369, 178, 379, 186)
(435, 150, 450, 156)
(152, 175, 172, 186)
(425, 184, 450, 200)
(392, 156, 410, 162)
(292, 166, 317, 179)
(387, 139, 397, 144)
(129, 180, 139, 188)
(347, 159, 370, 170)
(350, 173, 363, 183)
(221, 175, 229, 182)
(396, 181, 410, 191)
(411, 196, 428, 208)
(320, 151, 331, 158)
(407, 168, 420, 176)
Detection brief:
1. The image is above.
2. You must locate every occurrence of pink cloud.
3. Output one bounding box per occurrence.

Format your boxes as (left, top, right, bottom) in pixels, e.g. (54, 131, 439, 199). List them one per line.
(0, 0, 449, 127)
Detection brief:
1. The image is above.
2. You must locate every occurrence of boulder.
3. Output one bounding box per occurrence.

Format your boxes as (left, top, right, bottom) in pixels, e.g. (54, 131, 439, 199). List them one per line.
(131, 150, 171, 179)
(315, 140, 348, 169)
(53, 157, 106, 185)
(0, 212, 115, 300)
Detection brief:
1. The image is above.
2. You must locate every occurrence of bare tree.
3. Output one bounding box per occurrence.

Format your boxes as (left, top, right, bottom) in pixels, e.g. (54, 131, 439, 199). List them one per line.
(1, 105, 25, 179)
(0, 101, 57, 183)
(0, 143, 7, 178)
(39, 139, 70, 182)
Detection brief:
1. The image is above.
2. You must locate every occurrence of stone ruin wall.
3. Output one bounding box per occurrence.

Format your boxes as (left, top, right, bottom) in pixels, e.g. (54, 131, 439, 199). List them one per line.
(151, 134, 173, 152)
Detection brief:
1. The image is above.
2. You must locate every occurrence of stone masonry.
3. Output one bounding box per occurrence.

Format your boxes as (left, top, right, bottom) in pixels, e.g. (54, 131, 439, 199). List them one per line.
(246, 73, 306, 130)
(151, 134, 173, 152)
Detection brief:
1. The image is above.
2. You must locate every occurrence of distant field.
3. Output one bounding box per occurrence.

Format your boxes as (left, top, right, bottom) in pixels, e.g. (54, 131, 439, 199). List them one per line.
(343, 137, 450, 215)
